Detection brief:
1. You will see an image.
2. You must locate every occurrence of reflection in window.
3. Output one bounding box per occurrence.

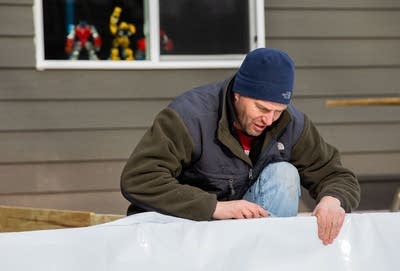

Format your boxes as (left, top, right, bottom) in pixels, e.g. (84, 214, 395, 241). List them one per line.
(159, 0, 249, 55)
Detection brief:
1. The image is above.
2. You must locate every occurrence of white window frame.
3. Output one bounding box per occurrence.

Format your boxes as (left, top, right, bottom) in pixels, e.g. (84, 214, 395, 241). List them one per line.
(33, 0, 265, 70)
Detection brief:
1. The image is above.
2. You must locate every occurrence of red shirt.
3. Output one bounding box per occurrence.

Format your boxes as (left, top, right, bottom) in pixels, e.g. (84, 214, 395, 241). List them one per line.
(235, 129, 255, 156)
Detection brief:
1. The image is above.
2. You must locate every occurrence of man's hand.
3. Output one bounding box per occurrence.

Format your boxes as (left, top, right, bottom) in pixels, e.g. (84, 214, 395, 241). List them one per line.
(312, 196, 345, 245)
(212, 200, 269, 220)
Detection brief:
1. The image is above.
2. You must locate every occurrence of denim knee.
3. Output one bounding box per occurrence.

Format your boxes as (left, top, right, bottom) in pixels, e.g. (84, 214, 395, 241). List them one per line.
(244, 161, 300, 217)
(260, 162, 300, 194)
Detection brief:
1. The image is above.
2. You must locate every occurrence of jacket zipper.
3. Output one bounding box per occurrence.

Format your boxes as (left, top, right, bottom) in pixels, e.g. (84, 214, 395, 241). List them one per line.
(228, 179, 236, 196)
(248, 168, 253, 180)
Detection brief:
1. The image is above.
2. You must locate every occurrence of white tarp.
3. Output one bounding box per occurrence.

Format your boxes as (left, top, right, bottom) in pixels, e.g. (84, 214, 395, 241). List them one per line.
(1, 212, 399, 271)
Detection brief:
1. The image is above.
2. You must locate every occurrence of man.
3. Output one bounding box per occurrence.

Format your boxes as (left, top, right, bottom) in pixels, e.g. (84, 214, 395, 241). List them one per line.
(121, 48, 361, 245)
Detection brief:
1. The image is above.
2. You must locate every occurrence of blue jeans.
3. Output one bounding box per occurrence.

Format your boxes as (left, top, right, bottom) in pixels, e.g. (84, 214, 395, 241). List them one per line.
(243, 162, 301, 217)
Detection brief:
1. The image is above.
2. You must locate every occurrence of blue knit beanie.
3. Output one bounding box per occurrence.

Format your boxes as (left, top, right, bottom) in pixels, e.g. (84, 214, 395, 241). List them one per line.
(233, 48, 295, 104)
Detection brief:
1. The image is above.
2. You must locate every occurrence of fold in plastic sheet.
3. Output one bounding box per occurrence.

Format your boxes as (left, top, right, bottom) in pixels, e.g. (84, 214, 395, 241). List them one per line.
(1, 212, 399, 271)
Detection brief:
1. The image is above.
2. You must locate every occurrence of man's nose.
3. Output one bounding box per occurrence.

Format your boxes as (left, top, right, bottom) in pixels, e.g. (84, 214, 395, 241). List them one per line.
(261, 112, 274, 126)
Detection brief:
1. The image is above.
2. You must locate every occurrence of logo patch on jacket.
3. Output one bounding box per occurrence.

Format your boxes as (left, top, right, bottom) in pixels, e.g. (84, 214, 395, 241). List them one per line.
(277, 142, 285, 152)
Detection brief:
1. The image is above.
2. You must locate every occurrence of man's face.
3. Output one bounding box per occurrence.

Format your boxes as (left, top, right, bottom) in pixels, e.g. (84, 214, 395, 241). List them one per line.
(233, 93, 288, 136)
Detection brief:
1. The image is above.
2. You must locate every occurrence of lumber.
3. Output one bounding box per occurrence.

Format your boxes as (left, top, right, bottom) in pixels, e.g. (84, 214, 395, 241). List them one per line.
(325, 97, 400, 107)
(0, 205, 124, 232)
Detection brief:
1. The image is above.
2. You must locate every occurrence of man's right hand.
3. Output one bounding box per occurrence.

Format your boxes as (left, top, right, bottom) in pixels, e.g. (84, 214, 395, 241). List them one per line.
(212, 200, 269, 220)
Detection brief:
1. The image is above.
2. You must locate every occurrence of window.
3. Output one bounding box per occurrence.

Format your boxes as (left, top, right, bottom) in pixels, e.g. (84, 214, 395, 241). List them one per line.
(34, 0, 265, 69)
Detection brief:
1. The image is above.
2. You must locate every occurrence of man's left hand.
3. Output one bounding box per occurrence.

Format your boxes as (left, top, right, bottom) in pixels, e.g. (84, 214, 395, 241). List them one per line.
(312, 196, 345, 245)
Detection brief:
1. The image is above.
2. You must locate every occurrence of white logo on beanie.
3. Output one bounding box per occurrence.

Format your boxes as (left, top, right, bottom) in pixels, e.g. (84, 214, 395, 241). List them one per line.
(282, 91, 291, 100)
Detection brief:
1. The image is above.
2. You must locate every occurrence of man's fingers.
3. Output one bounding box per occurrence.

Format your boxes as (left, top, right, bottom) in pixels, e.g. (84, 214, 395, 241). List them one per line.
(316, 211, 336, 245)
(232, 209, 245, 219)
(212, 200, 268, 220)
(258, 207, 269, 217)
(316, 213, 327, 240)
(243, 203, 267, 218)
(242, 208, 254, 219)
(327, 213, 345, 244)
(325, 219, 336, 245)
(313, 196, 346, 245)
(317, 212, 345, 245)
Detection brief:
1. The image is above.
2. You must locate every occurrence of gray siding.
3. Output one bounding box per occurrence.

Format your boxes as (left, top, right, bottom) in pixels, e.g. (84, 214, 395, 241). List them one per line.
(0, 0, 399, 214)
(267, 0, 400, 210)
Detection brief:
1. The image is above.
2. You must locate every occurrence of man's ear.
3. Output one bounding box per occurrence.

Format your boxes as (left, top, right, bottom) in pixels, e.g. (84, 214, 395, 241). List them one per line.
(233, 92, 240, 101)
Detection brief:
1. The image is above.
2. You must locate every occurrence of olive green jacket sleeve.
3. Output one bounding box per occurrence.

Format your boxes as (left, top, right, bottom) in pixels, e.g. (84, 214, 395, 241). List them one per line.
(291, 114, 361, 212)
(121, 108, 218, 221)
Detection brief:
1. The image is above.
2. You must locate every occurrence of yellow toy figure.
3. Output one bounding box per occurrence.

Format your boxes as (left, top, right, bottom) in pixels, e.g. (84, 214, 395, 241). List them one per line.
(109, 6, 136, 60)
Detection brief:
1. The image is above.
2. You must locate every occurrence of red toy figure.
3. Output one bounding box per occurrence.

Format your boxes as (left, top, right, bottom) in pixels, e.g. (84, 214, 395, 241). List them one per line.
(65, 21, 102, 60)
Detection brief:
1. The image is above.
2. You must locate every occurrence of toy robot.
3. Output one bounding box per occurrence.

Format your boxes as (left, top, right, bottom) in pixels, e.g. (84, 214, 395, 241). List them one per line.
(109, 6, 136, 60)
(65, 21, 102, 60)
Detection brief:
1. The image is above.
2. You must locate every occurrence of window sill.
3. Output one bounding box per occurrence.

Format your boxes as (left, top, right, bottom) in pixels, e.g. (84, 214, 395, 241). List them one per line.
(36, 59, 244, 70)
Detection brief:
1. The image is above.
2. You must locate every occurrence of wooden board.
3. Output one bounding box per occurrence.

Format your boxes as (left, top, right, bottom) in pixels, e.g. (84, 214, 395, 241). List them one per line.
(326, 97, 400, 106)
(0, 205, 124, 232)
(267, 10, 400, 38)
(1, 68, 399, 100)
(267, 0, 400, 8)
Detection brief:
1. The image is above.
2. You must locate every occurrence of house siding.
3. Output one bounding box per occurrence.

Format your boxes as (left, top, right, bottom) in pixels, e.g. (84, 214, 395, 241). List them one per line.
(0, 0, 399, 214)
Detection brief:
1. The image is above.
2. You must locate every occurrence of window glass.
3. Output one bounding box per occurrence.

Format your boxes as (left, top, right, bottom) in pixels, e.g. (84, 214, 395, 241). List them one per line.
(35, 0, 264, 69)
(42, 0, 146, 60)
(159, 0, 249, 55)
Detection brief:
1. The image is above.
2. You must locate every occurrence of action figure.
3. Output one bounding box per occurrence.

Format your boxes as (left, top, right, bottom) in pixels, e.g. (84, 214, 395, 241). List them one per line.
(109, 6, 136, 60)
(65, 21, 102, 60)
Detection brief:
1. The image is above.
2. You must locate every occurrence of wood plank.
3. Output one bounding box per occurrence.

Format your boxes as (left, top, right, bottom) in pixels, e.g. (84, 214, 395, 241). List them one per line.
(0, 6, 33, 36)
(267, 0, 400, 9)
(0, 37, 34, 67)
(0, 153, 398, 196)
(341, 152, 400, 176)
(301, 180, 400, 212)
(0, 100, 169, 131)
(0, 98, 399, 131)
(0, 0, 32, 4)
(267, 10, 400, 38)
(318, 123, 400, 153)
(326, 97, 400, 106)
(267, 39, 400, 67)
(0, 161, 125, 194)
(357, 181, 400, 210)
(293, 98, 400, 123)
(0, 68, 398, 100)
(295, 67, 400, 97)
(0, 183, 396, 222)
(0, 155, 398, 201)
(0, 129, 145, 163)
(0, 191, 128, 215)
(0, 184, 395, 223)
(0, 69, 235, 100)
(1, 153, 399, 196)
(0, 124, 398, 163)
(0, 205, 124, 232)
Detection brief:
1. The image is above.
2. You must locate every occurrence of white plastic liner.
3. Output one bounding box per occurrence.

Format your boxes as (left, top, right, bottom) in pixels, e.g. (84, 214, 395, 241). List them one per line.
(1, 212, 399, 271)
